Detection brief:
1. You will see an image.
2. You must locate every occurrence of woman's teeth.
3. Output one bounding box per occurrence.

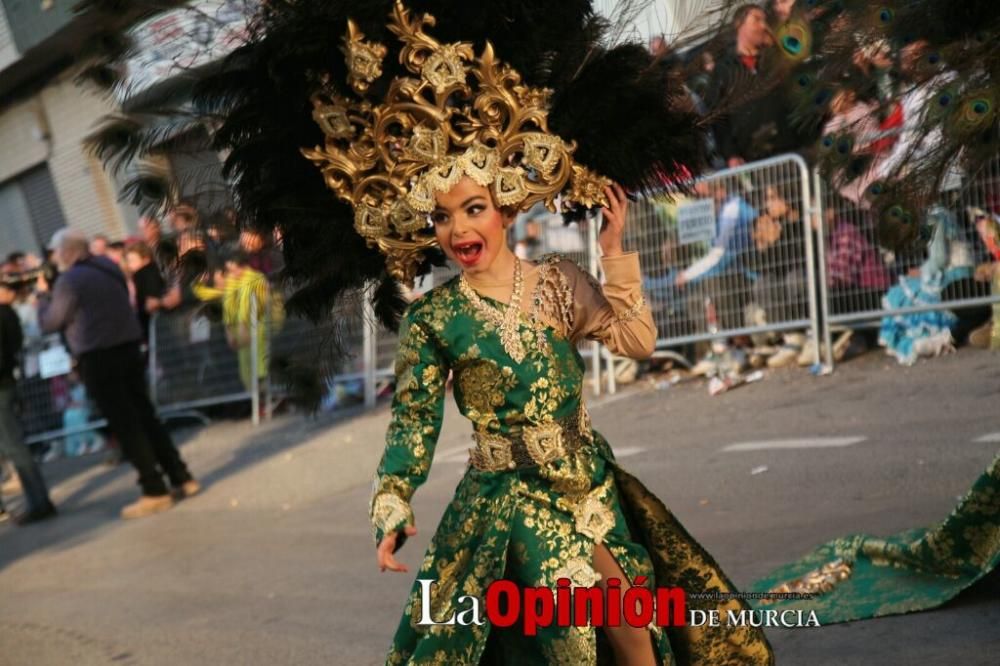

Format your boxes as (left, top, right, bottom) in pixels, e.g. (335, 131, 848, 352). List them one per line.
(454, 242, 483, 262)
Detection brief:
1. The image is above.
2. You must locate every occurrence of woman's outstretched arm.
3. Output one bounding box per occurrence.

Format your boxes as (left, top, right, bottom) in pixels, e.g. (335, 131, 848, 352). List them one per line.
(370, 302, 448, 572)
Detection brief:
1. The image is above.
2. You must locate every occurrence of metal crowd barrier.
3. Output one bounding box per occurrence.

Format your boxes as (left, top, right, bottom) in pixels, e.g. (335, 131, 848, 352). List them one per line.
(149, 303, 251, 419)
(626, 153, 820, 359)
(814, 155, 1000, 368)
(20, 334, 107, 451)
(15, 154, 999, 450)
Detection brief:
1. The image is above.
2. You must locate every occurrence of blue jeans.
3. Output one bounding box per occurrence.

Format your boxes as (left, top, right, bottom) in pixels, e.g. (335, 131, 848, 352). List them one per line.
(0, 383, 52, 514)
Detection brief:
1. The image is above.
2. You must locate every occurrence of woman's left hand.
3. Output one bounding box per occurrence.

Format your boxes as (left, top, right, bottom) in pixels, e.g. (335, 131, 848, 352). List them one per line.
(599, 183, 628, 258)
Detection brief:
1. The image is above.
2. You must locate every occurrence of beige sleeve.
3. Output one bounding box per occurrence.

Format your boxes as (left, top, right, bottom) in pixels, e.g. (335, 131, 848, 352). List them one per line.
(568, 252, 656, 359)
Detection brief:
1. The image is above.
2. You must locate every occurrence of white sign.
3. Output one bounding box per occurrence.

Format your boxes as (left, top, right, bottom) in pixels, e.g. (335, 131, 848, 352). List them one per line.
(38, 345, 72, 380)
(410, 272, 435, 297)
(676, 198, 716, 246)
(121, 0, 256, 101)
(189, 315, 212, 344)
(543, 215, 585, 253)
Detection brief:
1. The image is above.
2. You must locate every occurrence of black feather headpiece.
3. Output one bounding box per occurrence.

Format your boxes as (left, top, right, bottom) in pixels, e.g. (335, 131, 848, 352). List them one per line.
(79, 0, 706, 327)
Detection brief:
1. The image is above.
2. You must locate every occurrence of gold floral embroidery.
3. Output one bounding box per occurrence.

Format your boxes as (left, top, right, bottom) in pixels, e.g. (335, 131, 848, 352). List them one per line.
(762, 559, 853, 601)
(455, 359, 515, 429)
(523, 421, 566, 465)
(542, 447, 595, 496)
(552, 556, 601, 588)
(614, 294, 647, 324)
(371, 493, 414, 540)
(541, 626, 597, 666)
(963, 522, 1000, 568)
(530, 254, 575, 337)
(573, 495, 615, 544)
(469, 432, 515, 471)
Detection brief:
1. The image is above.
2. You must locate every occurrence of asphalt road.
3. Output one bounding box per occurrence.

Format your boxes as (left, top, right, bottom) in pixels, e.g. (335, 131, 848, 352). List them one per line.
(1, 347, 998, 665)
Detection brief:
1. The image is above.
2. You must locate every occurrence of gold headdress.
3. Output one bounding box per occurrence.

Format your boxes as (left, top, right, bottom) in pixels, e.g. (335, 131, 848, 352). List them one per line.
(303, 1, 611, 284)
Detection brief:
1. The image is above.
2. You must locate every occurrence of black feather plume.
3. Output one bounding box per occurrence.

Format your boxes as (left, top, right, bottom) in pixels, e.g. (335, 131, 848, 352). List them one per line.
(74, 0, 709, 405)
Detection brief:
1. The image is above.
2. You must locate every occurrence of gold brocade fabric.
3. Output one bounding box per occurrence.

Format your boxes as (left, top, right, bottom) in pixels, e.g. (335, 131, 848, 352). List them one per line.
(749, 451, 1000, 625)
(372, 254, 773, 665)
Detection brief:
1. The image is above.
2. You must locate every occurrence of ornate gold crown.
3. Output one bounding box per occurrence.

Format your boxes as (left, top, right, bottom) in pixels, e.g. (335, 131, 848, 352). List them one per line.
(303, 1, 611, 285)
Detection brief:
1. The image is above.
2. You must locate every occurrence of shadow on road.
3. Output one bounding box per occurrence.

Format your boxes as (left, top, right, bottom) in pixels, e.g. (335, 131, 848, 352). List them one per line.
(0, 403, 376, 574)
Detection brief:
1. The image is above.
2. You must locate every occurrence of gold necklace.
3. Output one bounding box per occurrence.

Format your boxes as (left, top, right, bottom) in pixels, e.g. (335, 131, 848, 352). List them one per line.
(459, 258, 526, 363)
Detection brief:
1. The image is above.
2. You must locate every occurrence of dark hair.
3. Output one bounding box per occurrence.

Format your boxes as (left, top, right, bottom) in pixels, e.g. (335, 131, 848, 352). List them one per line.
(732, 3, 765, 33)
(155, 238, 179, 267)
(179, 249, 209, 284)
(6, 252, 24, 264)
(219, 243, 250, 267)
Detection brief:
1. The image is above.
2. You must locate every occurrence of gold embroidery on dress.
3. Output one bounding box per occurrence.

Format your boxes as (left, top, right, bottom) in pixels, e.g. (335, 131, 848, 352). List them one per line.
(458, 258, 526, 362)
(577, 404, 594, 444)
(541, 626, 597, 666)
(761, 558, 853, 602)
(530, 255, 575, 339)
(615, 294, 647, 324)
(523, 421, 566, 465)
(466, 409, 590, 472)
(455, 359, 514, 429)
(543, 448, 594, 496)
(552, 556, 601, 588)
(469, 432, 515, 471)
(573, 495, 615, 544)
(371, 493, 414, 539)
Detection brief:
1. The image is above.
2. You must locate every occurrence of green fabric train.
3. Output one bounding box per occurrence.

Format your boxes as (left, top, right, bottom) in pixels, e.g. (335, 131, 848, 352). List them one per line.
(749, 451, 1000, 624)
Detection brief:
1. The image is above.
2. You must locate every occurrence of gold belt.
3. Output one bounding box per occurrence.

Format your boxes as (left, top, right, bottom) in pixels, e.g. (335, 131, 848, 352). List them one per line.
(468, 407, 591, 472)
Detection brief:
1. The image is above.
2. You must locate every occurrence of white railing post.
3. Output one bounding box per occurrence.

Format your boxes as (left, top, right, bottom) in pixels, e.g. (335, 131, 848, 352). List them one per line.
(587, 212, 602, 396)
(362, 283, 377, 408)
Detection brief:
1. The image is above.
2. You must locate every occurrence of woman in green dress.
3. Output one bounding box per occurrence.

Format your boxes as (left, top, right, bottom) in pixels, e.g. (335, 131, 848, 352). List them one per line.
(369, 174, 773, 665)
(222, 0, 773, 661)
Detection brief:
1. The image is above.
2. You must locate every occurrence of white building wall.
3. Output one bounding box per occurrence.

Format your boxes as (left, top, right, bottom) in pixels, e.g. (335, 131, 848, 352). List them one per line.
(0, 97, 48, 182)
(0, 70, 129, 242)
(593, 0, 726, 46)
(0, 6, 18, 72)
(39, 72, 129, 239)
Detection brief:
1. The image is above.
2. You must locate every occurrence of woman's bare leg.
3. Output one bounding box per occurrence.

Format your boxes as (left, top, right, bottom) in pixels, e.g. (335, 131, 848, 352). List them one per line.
(593, 543, 657, 665)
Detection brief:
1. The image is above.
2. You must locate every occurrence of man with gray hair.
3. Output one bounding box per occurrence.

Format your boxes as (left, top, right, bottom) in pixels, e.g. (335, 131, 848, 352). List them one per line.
(36, 229, 199, 519)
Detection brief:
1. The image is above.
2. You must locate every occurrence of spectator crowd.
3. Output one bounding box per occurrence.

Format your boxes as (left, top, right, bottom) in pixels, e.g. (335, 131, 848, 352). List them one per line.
(0, 202, 285, 470)
(3, 0, 999, 519)
(628, 1, 1000, 374)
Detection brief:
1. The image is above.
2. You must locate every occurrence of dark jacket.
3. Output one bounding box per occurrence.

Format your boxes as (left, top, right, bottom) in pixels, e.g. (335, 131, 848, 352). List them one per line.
(132, 262, 166, 342)
(0, 304, 23, 385)
(705, 47, 813, 163)
(38, 256, 142, 356)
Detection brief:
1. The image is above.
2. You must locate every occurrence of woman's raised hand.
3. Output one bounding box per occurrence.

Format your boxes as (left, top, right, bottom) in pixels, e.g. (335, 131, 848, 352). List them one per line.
(599, 183, 628, 258)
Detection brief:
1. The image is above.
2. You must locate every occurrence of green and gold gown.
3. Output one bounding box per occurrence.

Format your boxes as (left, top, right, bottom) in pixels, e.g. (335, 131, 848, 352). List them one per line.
(370, 252, 774, 665)
(749, 451, 1000, 624)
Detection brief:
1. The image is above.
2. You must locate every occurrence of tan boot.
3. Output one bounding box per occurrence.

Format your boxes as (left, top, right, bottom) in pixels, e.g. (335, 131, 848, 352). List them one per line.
(832, 330, 854, 362)
(797, 337, 818, 366)
(173, 480, 201, 500)
(968, 320, 992, 349)
(121, 494, 175, 520)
